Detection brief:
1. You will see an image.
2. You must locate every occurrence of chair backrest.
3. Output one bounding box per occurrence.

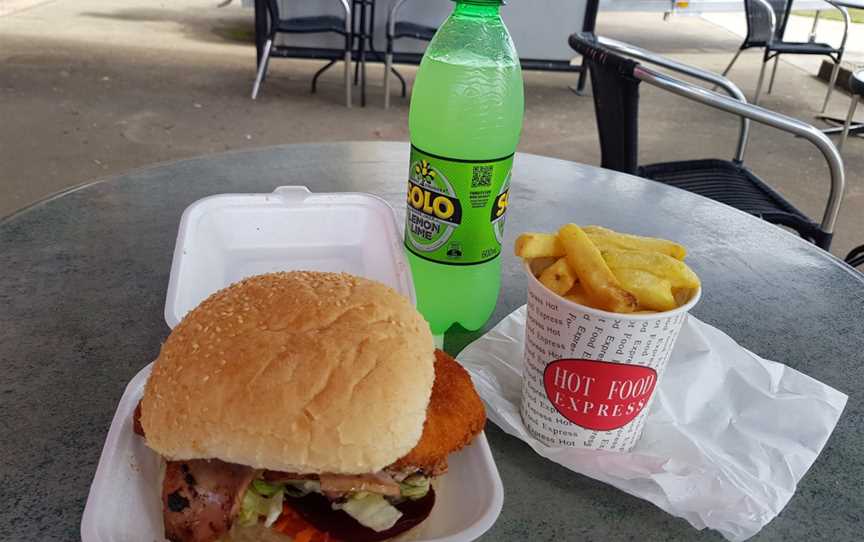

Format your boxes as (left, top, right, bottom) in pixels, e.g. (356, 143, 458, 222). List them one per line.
(743, 0, 792, 46)
(571, 35, 642, 175)
(264, 0, 281, 24)
(569, 33, 845, 251)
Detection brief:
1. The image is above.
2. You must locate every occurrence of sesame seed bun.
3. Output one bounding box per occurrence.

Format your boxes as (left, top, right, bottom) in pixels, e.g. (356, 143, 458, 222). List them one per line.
(140, 271, 435, 474)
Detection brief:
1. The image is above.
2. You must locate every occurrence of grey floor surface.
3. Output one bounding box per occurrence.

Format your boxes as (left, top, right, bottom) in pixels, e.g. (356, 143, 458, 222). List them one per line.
(1, 0, 861, 257)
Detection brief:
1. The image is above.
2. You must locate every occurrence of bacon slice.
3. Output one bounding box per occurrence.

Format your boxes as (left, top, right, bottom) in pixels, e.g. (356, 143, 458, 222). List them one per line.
(162, 459, 255, 542)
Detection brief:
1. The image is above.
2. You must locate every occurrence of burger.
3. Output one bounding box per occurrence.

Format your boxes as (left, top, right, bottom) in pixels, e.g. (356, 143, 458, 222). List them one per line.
(134, 271, 486, 542)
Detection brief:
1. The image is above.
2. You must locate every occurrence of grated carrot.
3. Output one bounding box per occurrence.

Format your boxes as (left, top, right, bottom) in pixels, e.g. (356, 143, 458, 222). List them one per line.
(271, 503, 338, 542)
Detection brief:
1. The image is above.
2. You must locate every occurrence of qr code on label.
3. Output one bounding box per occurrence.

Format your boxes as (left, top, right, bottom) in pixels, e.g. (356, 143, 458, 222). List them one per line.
(471, 165, 493, 187)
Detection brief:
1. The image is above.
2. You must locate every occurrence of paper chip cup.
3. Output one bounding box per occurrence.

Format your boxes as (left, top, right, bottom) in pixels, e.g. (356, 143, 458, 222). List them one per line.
(520, 262, 701, 452)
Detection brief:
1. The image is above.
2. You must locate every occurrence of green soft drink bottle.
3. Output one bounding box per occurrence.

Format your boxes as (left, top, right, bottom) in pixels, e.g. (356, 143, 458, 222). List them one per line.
(404, 0, 524, 335)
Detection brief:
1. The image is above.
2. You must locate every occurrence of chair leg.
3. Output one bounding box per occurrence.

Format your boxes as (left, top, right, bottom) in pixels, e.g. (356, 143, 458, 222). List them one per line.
(753, 55, 769, 105)
(767, 55, 779, 94)
(839, 95, 859, 152)
(393, 67, 407, 97)
(821, 59, 842, 113)
(384, 51, 393, 109)
(713, 47, 742, 91)
(721, 48, 743, 78)
(753, 59, 768, 105)
(251, 38, 273, 100)
(344, 50, 352, 108)
(311, 60, 337, 94)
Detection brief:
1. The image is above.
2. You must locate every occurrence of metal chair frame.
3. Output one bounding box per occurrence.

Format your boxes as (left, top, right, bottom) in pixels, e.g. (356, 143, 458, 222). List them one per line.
(720, 0, 849, 108)
(252, 0, 353, 107)
(383, 0, 432, 109)
(846, 244, 864, 268)
(574, 34, 845, 248)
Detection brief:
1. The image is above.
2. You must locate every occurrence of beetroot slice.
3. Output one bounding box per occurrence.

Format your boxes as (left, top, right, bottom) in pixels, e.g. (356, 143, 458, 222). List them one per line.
(284, 488, 435, 542)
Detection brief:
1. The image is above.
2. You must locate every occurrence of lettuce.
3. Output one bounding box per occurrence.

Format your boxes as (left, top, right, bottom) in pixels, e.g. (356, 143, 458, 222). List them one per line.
(333, 492, 402, 532)
(399, 475, 430, 500)
(238, 483, 285, 527)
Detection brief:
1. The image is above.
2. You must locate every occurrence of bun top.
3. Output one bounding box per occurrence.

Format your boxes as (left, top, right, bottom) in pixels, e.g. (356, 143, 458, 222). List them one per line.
(140, 271, 435, 474)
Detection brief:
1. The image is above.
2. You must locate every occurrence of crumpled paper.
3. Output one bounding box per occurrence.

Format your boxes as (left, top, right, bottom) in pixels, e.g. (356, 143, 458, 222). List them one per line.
(457, 306, 848, 542)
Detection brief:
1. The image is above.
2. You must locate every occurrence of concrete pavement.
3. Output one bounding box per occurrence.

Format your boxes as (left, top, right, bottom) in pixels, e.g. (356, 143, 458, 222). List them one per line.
(0, 0, 862, 257)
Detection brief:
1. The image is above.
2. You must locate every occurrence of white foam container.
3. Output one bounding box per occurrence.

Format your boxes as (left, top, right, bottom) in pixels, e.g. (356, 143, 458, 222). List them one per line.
(163, 186, 416, 327)
(82, 186, 503, 542)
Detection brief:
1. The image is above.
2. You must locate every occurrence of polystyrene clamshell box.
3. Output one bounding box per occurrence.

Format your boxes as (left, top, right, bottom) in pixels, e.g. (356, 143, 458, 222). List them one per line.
(82, 186, 504, 542)
(164, 186, 416, 327)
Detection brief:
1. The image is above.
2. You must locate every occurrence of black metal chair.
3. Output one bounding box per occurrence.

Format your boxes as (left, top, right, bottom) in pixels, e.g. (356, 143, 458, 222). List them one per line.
(252, 0, 352, 107)
(846, 245, 864, 268)
(836, 69, 864, 152)
(570, 33, 844, 251)
(383, 0, 440, 109)
(719, 0, 848, 108)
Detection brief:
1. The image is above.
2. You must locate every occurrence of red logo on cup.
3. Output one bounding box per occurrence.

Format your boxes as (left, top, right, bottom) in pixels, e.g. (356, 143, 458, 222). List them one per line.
(543, 359, 658, 431)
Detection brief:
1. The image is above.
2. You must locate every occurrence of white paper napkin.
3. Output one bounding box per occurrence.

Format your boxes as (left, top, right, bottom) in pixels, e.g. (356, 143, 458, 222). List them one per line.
(457, 306, 848, 542)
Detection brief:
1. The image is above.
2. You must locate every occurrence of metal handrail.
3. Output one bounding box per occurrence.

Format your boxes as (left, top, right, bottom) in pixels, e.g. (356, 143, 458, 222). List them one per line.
(633, 65, 845, 234)
(595, 36, 750, 162)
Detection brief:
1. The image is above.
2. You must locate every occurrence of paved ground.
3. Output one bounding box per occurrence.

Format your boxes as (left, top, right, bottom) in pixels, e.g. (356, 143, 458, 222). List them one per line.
(1, 0, 862, 257)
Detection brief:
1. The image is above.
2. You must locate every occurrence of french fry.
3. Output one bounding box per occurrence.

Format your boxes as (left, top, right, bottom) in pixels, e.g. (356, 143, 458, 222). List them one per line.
(557, 224, 637, 313)
(584, 225, 686, 260)
(612, 268, 676, 312)
(538, 257, 577, 296)
(601, 248, 700, 290)
(529, 256, 558, 278)
(515, 233, 564, 259)
(564, 283, 592, 306)
(673, 288, 694, 307)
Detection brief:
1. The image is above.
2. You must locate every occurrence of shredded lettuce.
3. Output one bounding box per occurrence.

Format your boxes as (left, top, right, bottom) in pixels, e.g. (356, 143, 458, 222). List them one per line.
(399, 474, 430, 500)
(252, 479, 282, 497)
(238, 482, 285, 527)
(333, 492, 402, 532)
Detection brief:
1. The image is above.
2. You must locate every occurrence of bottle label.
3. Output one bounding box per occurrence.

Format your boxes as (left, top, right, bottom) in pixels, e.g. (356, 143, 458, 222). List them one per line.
(404, 145, 512, 265)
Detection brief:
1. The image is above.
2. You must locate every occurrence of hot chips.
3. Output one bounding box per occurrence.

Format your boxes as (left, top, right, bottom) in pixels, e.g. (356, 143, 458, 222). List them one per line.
(601, 248, 700, 290)
(612, 268, 676, 312)
(529, 256, 557, 278)
(557, 224, 637, 313)
(538, 257, 577, 296)
(584, 225, 686, 260)
(514, 233, 564, 259)
(515, 224, 699, 313)
(564, 284, 592, 306)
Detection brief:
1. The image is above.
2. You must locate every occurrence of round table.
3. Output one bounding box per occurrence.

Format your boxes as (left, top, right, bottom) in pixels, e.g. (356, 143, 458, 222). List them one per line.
(1, 142, 862, 541)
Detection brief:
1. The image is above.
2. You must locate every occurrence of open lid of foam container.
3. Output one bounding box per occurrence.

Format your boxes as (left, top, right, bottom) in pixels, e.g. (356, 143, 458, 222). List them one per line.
(164, 186, 415, 328)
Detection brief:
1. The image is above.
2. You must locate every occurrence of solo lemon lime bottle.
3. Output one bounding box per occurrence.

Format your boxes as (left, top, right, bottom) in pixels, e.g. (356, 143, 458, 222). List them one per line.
(403, 0, 524, 334)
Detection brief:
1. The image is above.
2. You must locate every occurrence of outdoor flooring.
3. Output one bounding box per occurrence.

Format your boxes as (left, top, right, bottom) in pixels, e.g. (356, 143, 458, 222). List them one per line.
(1, 0, 862, 258)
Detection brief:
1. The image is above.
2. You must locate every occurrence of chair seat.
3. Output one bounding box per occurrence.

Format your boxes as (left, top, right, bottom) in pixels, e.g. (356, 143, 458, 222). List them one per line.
(276, 15, 346, 35)
(850, 70, 864, 96)
(768, 41, 838, 55)
(638, 159, 825, 242)
(394, 21, 437, 41)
